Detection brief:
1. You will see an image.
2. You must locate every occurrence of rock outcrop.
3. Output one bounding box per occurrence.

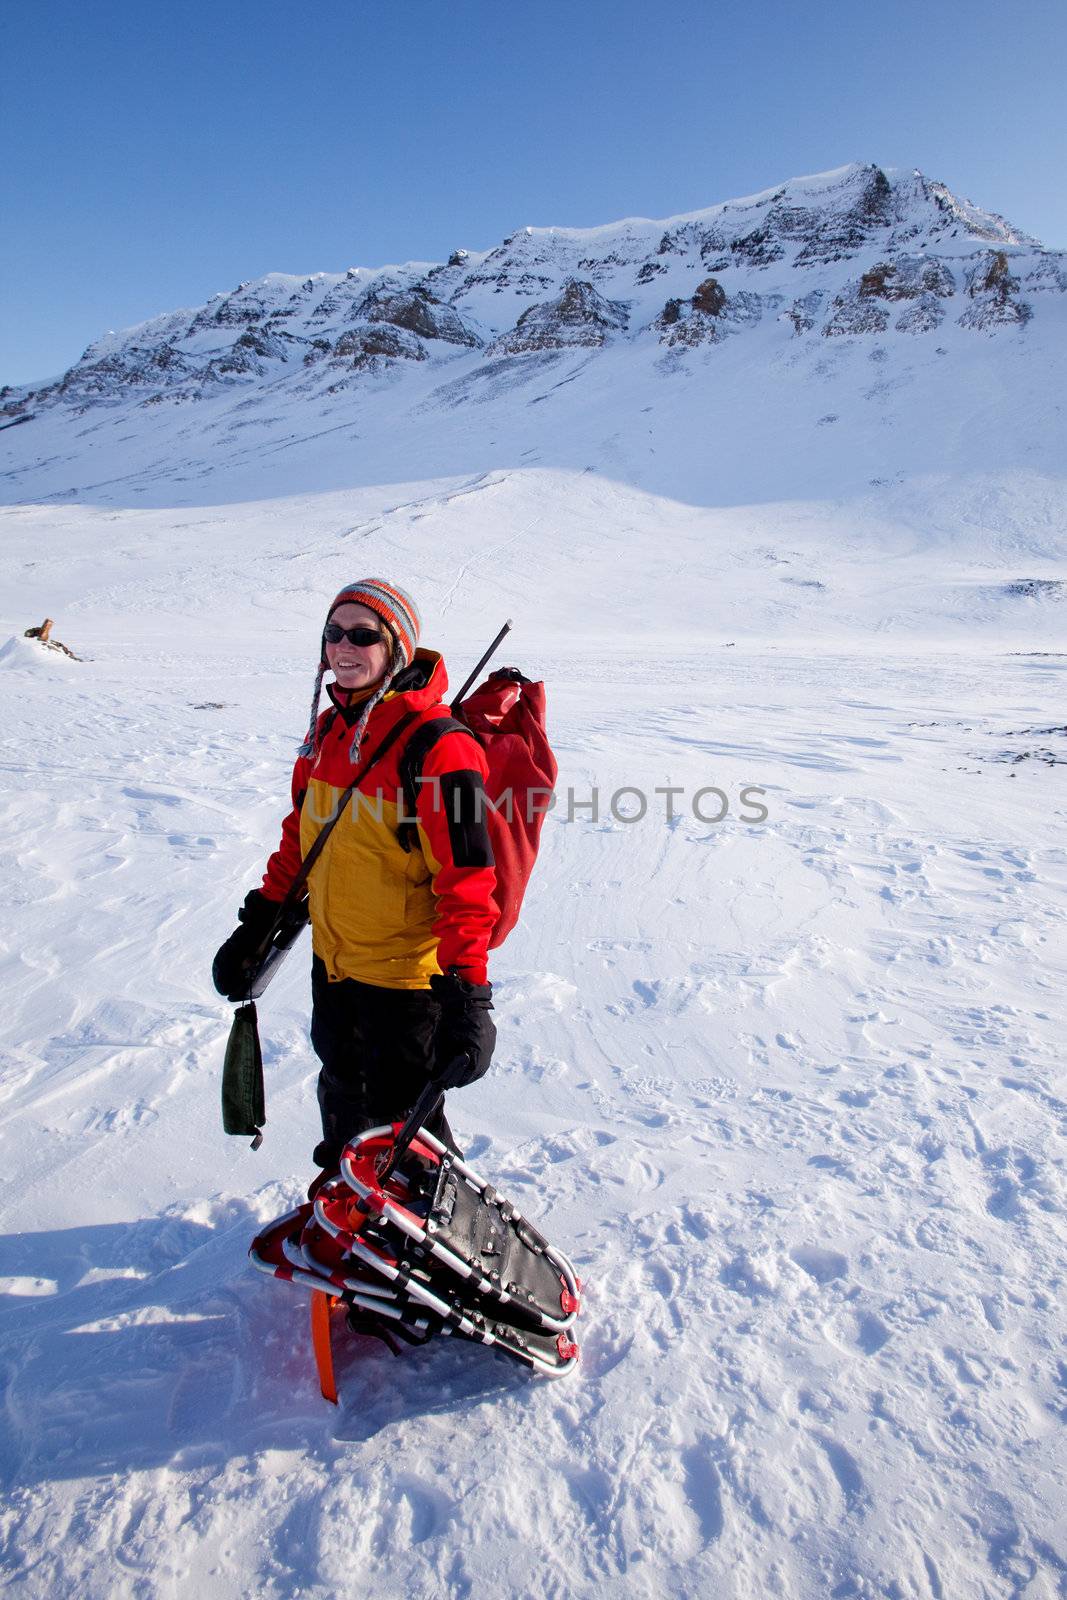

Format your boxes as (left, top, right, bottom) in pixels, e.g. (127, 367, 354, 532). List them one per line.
(488, 280, 629, 355)
(655, 278, 767, 346)
(355, 287, 481, 347)
(959, 251, 1032, 330)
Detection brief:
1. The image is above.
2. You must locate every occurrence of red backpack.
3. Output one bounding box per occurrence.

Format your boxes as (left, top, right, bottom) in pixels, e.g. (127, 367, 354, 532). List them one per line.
(398, 668, 557, 946)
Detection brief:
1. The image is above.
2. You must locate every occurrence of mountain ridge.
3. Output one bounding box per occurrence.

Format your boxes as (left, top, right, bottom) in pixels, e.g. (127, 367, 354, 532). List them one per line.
(1, 160, 1064, 517)
(2, 162, 1054, 408)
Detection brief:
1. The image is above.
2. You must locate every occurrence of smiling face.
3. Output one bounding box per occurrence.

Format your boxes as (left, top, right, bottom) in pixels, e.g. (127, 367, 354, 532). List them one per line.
(324, 601, 393, 692)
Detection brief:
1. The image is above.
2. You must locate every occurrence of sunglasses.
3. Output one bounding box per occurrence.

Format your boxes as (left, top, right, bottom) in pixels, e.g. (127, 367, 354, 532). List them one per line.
(323, 623, 387, 647)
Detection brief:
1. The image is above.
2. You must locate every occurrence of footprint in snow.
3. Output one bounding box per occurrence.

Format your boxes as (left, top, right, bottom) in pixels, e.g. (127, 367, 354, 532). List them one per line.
(790, 1245, 848, 1284)
(121, 785, 184, 807)
(817, 1435, 870, 1515)
(580, 1325, 635, 1378)
(462, 1132, 493, 1163)
(680, 1444, 726, 1544)
(855, 1312, 891, 1354)
(837, 1087, 874, 1108)
(81, 1101, 158, 1134)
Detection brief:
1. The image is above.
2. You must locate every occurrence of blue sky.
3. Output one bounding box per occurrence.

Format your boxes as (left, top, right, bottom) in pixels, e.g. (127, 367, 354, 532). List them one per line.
(2, 0, 1064, 387)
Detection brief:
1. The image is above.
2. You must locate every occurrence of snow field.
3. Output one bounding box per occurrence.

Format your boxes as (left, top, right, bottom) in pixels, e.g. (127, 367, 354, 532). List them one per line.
(0, 470, 1064, 1596)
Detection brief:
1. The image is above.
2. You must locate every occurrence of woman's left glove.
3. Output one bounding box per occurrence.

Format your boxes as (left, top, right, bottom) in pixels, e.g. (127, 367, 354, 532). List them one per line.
(212, 889, 280, 1001)
(429, 969, 496, 1088)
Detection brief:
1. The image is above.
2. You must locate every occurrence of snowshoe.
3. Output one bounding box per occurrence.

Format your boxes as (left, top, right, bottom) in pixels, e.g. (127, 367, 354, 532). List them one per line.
(250, 1205, 434, 1329)
(250, 1203, 443, 1398)
(250, 1204, 331, 1296)
(247, 1096, 583, 1397)
(250, 1192, 580, 1382)
(336, 1122, 581, 1333)
(313, 1179, 579, 1376)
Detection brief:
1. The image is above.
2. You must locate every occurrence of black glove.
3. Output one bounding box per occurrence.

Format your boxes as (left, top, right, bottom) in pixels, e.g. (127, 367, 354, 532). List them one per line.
(212, 890, 280, 1002)
(429, 968, 496, 1089)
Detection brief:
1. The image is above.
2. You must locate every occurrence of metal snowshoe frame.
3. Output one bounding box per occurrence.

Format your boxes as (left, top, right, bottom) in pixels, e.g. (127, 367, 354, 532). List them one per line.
(337, 1124, 581, 1333)
(309, 1183, 579, 1376)
(248, 1100, 582, 1399)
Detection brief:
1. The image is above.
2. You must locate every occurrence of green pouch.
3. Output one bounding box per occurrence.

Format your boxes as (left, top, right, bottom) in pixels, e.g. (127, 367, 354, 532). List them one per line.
(222, 1002, 265, 1148)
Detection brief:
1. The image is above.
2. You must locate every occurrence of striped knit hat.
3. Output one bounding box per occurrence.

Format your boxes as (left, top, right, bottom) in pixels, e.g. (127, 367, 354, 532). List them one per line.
(328, 579, 421, 665)
(298, 579, 422, 765)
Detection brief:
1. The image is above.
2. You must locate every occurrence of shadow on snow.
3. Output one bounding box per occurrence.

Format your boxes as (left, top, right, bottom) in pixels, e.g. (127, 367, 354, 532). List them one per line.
(0, 1207, 540, 1489)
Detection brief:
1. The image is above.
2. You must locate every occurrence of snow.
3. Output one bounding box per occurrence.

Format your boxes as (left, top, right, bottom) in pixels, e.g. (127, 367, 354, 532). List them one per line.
(2, 480, 1065, 1597)
(517, 164, 918, 242)
(1, 166, 1066, 1597)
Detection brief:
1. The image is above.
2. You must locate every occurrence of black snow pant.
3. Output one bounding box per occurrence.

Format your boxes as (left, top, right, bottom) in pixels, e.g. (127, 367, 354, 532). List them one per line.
(310, 956, 458, 1167)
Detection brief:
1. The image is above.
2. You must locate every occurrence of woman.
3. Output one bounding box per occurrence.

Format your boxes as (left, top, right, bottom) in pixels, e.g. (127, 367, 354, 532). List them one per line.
(212, 579, 497, 1172)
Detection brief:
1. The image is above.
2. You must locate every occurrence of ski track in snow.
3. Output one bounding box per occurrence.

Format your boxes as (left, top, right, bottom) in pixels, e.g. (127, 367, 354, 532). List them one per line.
(0, 483, 1065, 1599)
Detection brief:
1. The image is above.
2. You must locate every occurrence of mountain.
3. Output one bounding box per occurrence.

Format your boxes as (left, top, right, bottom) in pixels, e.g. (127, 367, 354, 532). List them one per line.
(1, 161, 1063, 512)
(2, 160, 1064, 647)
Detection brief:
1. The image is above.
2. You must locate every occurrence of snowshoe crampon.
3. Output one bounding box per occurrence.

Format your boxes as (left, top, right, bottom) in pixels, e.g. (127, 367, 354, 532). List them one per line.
(248, 1117, 582, 1401)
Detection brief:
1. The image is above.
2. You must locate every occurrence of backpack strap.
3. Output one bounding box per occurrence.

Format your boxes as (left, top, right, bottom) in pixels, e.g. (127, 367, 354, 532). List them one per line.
(396, 715, 473, 852)
(284, 710, 420, 906)
(244, 710, 421, 989)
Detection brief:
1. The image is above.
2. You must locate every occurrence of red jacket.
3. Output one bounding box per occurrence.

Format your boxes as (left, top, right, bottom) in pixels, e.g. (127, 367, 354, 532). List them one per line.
(261, 651, 497, 988)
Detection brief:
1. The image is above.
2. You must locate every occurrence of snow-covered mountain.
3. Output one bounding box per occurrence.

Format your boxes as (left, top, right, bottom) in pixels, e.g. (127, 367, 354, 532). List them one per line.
(2, 161, 1063, 514)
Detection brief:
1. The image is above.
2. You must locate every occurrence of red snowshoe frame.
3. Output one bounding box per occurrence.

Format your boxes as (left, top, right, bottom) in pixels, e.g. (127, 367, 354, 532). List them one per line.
(248, 1114, 582, 1401)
